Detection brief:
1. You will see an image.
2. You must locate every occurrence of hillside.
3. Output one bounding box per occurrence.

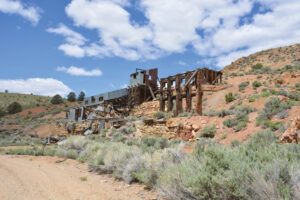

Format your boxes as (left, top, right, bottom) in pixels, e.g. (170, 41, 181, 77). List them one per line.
(0, 92, 51, 109)
(222, 43, 300, 74)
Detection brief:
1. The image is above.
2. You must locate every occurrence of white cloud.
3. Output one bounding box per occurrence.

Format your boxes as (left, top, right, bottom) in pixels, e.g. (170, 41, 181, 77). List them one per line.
(47, 24, 87, 45)
(57, 66, 103, 76)
(58, 43, 85, 58)
(0, 78, 72, 97)
(0, 0, 41, 25)
(49, 0, 300, 68)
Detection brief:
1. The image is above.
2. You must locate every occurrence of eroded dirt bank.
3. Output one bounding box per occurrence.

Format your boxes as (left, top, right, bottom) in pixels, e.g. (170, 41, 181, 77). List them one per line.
(0, 155, 157, 200)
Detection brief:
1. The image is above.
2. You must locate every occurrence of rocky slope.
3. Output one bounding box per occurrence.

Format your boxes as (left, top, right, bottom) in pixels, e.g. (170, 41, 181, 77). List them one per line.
(222, 43, 300, 74)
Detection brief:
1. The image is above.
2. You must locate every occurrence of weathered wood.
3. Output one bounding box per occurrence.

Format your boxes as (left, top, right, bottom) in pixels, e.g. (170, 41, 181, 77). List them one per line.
(175, 74, 183, 116)
(159, 79, 165, 111)
(167, 77, 173, 112)
(185, 72, 192, 112)
(196, 69, 203, 115)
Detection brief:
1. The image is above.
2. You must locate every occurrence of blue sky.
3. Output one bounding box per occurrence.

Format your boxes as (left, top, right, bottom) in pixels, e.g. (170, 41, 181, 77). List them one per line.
(0, 0, 299, 97)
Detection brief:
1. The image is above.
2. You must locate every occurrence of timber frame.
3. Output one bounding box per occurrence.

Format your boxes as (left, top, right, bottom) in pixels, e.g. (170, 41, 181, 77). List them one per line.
(159, 68, 222, 116)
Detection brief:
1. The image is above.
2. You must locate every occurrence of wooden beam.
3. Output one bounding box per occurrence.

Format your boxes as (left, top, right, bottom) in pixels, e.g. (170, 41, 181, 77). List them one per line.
(148, 85, 155, 100)
(196, 69, 203, 115)
(167, 77, 173, 112)
(185, 72, 192, 112)
(183, 70, 197, 87)
(175, 74, 183, 116)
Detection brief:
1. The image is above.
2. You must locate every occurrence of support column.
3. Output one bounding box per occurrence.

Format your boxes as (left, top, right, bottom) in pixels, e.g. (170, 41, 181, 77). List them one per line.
(185, 72, 192, 112)
(175, 74, 183, 116)
(167, 77, 173, 112)
(159, 79, 165, 111)
(196, 69, 203, 115)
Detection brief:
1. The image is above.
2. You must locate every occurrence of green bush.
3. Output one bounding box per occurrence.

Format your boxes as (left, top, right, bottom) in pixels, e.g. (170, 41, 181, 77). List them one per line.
(7, 102, 22, 114)
(198, 125, 216, 138)
(248, 96, 256, 102)
(262, 120, 283, 131)
(252, 81, 262, 88)
(238, 81, 249, 92)
(155, 111, 173, 119)
(51, 94, 63, 104)
(77, 91, 85, 102)
(288, 92, 300, 101)
(223, 117, 238, 128)
(295, 83, 300, 88)
(259, 97, 292, 120)
(67, 92, 76, 102)
(0, 107, 6, 117)
(252, 63, 263, 70)
(234, 121, 247, 132)
(225, 92, 235, 103)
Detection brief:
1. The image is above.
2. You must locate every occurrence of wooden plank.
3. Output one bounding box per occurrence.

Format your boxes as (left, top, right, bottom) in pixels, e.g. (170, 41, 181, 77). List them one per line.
(159, 79, 165, 111)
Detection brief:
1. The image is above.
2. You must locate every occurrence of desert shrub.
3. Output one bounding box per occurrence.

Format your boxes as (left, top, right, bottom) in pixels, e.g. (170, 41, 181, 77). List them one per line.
(203, 110, 218, 116)
(102, 143, 143, 183)
(223, 117, 238, 128)
(262, 120, 283, 131)
(217, 109, 232, 117)
(225, 92, 235, 103)
(238, 81, 249, 92)
(252, 81, 262, 88)
(0, 107, 6, 117)
(230, 139, 241, 147)
(59, 135, 88, 151)
(288, 92, 300, 101)
(252, 63, 263, 70)
(177, 112, 191, 117)
(198, 125, 216, 138)
(51, 94, 63, 104)
(248, 96, 256, 102)
(67, 92, 76, 102)
(259, 97, 292, 120)
(295, 83, 300, 88)
(278, 89, 288, 97)
(7, 102, 22, 114)
(234, 121, 247, 132)
(155, 111, 173, 119)
(277, 109, 289, 119)
(120, 123, 135, 135)
(134, 147, 185, 187)
(269, 89, 278, 95)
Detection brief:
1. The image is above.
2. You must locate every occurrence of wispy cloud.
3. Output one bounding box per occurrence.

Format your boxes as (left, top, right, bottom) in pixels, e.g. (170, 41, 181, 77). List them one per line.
(57, 66, 103, 76)
(0, 0, 41, 25)
(47, 24, 87, 45)
(0, 78, 72, 96)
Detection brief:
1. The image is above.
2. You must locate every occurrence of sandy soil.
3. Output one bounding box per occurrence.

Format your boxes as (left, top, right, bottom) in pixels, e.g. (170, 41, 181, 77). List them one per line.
(0, 155, 158, 200)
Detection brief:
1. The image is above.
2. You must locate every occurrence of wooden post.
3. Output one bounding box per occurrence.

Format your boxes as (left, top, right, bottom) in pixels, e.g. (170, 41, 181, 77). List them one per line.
(185, 71, 192, 112)
(159, 79, 165, 111)
(167, 77, 173, 112)
(220, 73, 222, 84)
(196, 69, 203, 115)
(175, 74, 183, 116)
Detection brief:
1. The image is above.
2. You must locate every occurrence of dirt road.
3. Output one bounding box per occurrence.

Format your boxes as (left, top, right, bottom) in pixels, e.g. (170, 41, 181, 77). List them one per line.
(0, 155, 157, 200)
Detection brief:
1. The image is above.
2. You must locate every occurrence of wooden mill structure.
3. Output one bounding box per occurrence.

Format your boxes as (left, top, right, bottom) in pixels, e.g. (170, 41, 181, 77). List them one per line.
(159, 68, 222, 116)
